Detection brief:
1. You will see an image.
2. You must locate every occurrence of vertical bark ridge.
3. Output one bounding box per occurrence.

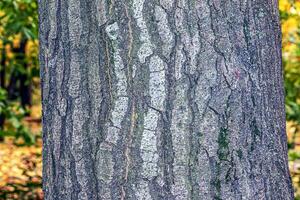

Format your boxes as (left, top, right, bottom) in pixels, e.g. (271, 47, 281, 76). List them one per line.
(40, 0, 294, 199)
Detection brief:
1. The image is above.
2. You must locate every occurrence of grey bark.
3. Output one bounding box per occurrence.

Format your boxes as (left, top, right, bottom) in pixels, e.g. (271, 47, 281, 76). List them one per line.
(39, 0, 294, 199)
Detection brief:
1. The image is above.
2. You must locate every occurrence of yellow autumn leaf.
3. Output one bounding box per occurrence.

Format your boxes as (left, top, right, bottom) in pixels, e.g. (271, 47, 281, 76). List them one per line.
(12, 34, 21, 49)
(282, 17, 298, 35)
(294, 1, 300, 15)
(280, 0, 291, 12)
(284, 43, 298, 55)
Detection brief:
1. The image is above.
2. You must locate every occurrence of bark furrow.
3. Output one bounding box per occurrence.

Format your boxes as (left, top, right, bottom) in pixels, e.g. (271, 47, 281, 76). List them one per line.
(39, 0, 293, 199)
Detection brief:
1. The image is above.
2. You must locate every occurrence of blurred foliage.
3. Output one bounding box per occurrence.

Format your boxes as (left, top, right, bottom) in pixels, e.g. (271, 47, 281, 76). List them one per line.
(280, 0, 300, 123)
(280, 0, 300, 199)
(0, 88, 35, 145)
(0, 0, 39, 79)
(0, 138, 42, 200)
(0, 0, 38, 40)
(0, 0, 38, 144)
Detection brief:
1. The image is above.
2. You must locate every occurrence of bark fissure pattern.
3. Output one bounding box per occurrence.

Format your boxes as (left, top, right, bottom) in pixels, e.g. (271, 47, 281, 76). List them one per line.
(39, 0, 293, 199)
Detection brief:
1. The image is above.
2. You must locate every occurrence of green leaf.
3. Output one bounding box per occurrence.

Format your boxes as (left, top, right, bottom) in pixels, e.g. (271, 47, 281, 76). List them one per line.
(10, 116, 21, 129)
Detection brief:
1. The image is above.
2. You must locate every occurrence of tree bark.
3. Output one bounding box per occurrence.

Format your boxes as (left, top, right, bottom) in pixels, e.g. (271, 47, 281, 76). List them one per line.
(39, 0, 294, 199)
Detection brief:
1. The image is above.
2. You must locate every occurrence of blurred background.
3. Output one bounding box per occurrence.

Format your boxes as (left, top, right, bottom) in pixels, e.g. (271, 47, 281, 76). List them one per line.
(0, 0, 299, 199)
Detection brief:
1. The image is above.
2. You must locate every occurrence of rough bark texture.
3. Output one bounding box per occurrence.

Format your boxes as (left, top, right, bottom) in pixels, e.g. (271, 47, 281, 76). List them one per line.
(39, 0, 294, 199)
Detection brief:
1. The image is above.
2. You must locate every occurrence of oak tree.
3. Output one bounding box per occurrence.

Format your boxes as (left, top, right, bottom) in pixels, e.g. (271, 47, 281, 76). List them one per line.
(39, 0, 294, 199)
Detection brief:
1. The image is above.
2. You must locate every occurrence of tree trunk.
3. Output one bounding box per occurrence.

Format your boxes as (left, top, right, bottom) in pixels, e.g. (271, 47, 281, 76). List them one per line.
(15, 39, 32, 108)
(39, 0, 293, 199)
(0, 47, 5, 89)
(0, 47, 6, 140)
(7, 40, 31, 104)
